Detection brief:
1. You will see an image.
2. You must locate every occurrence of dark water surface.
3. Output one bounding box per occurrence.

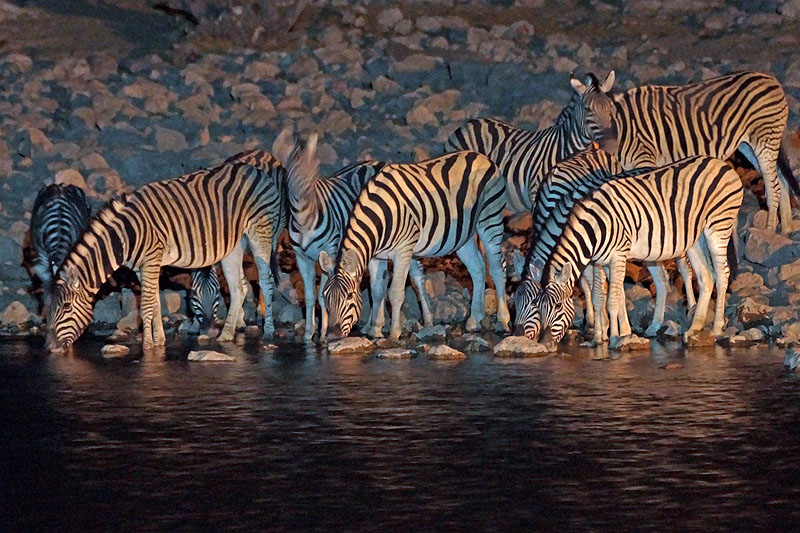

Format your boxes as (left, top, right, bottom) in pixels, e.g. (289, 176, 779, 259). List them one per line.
(2, 336, 800, 531)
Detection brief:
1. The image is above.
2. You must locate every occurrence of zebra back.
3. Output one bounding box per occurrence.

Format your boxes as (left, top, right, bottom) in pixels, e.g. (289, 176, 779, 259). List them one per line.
(31, 183, 92, 282)
(445, 93, 590, 213)
(190, 266, 221, 328)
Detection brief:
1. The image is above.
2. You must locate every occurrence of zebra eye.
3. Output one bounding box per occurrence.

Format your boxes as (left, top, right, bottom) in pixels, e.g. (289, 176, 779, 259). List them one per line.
(63, 302, 72, 312)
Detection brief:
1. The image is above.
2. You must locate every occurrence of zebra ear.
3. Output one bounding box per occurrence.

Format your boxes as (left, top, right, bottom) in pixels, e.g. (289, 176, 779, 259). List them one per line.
(318, 251, 334, 275)
(305, 132, 318, 159)
(65, 265, 81, 288)
(512, 249, 525, 279)
(272, 127, 295, 165)
(555, 263, 572, 285)
(570, 72, 588, 95)
(529, 257, 544, 282)
(341, 249, 360, 277)
(600, 71, 615, 93)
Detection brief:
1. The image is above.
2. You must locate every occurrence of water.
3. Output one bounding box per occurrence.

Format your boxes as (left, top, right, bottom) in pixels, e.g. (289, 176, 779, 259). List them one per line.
(2, 336, 800, 531)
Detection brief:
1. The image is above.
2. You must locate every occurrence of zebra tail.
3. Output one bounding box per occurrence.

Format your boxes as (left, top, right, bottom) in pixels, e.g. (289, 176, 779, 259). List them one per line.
(727, 232, 739, 281)
(778, 144, 800, 197)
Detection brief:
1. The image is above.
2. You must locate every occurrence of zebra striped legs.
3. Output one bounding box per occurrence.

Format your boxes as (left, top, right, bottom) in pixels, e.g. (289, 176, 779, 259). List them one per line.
(408, 260, 434, 328)
(139, 262, 166, 350)
(704, 232, 732, 335)
(481, 239, 511, 332)
(218, 245, 247, 342)
(387, 247, 414, 340)
(684, 242, 714, 338)
(606, 255, 629, 349)
(294, 249, 318, 341)
(739, 142, 788, 232)
(318, 271, 329, 340)
(367, 259, 388, 337)
(455, 238, 486, 332)
(246, 228, 276, 340)
(645, 264, 669, 337)
(677, 256, 696, 311)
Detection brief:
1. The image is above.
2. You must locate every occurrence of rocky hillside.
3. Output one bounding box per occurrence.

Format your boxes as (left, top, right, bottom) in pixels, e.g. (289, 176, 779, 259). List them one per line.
(1, 0, 800, 345)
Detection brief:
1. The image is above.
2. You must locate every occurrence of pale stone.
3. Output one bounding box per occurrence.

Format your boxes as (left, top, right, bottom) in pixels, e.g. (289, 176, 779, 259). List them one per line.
(738, 297, 771, 328)
(391, 54, 441, 72)
(616, 334, 650, 351)
(415, 324, 447, 340)
(493, 336, 550, 357)
(428, 345, 466, 360)
(1, 301, 29, 325)
(744, 228, 798, 267)
(376, 348, 416, 359)
(101, 344, 130, 357)
(154, 126, 188, 152)
(54, 168, 87, 189)
(685, 330, 716, 347)
(187, 350, 236, 362)
(327, 337, 374, 354)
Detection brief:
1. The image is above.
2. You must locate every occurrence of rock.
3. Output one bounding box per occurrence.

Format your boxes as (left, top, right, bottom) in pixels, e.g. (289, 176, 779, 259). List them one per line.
(0, 301, 29, 326)
(54, 168, 87, 189)
(377, 7, 404, 28)
(101, 344, 130, 357)
(327, 337, 374, 354)
(424, 271, 446, 297)
(154, 126, 188, 152)
(93, 295, 123, 324)
(662, 320, 682, 338)
(729, 272, 768, 297)
(187, 350, 236, 362)
(376, 348, 416, 359)
(373, 337, 401, 349)
(391, 54, 442, 73)
(664, 362, 684, 370)
(161, 290, 182, 315)
(685, 330, 716, 347)
(415, 324, 447, 340)
(784, 348, 800, 371)
(493, 336, 550, 357)
(244, 325, 261, 338)
(782, 321, 800, 342)
(462, 333, 490, 351)
(428, 345, 466, 360)
(778, 258, 800, 281)
(197, 334, 212, 344)
(107, 330, 130, 342)
(744, 228, 799, 267)
(738, 297, 771, 328)
(616, 334, 650, 351)
(742, 327, 765, 342)
(278, 304, 302, 324)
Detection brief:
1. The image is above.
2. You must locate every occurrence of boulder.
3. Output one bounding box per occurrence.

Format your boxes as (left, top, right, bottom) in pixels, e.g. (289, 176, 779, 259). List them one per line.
(153, 126, 188, 152)
(428, 345, 466, 360)
(101, 344, 130, 357)
(376, 348, 416, 359)
(461, 333, 490, 351)
(685, 330, 716, 347)
(616, 335, 650, 351)
(737, 297, 771, 328)
(0, 301, 29, 326)
(662, 320, 682, 338)
(784, 348, 800, 371)
(187, 350, 236, 362)
(493, 336, 550, 357)
(744, 228, 799, 267)
(327, 337, 374, 354)
(415, 324, 447, 341)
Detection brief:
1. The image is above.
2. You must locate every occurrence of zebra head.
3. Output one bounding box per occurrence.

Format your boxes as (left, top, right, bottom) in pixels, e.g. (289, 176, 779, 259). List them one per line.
(320, 249, 362, 341)
(570, 71, 618, 153)
(513, 258, 543, 340)
(46, 265, 94, 351)
(190, 267, 220, 331)
(537, 263, 575, 346)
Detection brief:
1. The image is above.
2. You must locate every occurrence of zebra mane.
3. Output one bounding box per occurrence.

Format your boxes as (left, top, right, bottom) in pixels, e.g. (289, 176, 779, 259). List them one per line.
(274, 130, 320, 221)
(553, 92, 580, 127)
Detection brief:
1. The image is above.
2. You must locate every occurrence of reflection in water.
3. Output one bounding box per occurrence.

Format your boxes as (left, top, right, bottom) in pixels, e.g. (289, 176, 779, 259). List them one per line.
(2, 337, 800, 530)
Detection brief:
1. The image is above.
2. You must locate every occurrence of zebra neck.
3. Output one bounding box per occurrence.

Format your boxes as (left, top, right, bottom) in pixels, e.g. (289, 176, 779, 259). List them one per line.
(544, 246, 589, 288)
(65, 213, 132, 293)
(558, 113, 591, 159)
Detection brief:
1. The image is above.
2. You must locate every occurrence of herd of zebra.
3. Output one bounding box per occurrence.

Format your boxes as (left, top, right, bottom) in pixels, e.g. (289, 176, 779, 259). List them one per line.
(32, 69, 798, 352)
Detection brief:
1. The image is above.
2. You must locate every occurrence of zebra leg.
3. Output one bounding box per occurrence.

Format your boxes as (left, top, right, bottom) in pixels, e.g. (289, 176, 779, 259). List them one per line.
(607, 255, 628, 349)
(580, 268, 595, 337)
(409, 259, 434, 328)
(237, 271, 249, 329)
(294, 249, 318, 341)
(218, 246, 246, 342)
(644, 263, 668, 337)
(684, 242, 714, 339)
(590, 264, 607, 346)
(705, 231, 731, 335)
(139, 262, 165, 349)
(388, 249, 413, 340)
(455, 238, 487, 331)
(318, 271, 329, 340)
(677, 255, 696, 312)
(741, 143, 785, 232)
(480, 233, 510, 332)
(367, 259, 388, 338)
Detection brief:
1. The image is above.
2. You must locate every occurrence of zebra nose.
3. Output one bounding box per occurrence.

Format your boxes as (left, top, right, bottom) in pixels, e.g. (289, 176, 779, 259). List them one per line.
(540, 329, 553, 345)
(46, 333, 65, 353)
(327, 325, 343, 342)
(513, 324, 525, 336)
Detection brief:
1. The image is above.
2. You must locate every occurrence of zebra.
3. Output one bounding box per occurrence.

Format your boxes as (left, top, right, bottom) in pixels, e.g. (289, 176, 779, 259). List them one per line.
(517, 156, 743, 348)
(189, 266, 221, 331)
(320, 150, 508, 341)
(571, 70, 799, 233)
(445, 91, 597, 214)
(514, 145, 697, 343)
(272, 131, 434, 341)
(30, 183, 92, 292)
(46, 155, 287, 351)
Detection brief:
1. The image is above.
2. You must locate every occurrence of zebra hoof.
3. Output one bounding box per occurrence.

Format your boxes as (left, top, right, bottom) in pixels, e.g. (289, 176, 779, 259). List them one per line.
(465, 317, 479, 332)
(644, 323, 661, 338)
(609, 336, 623, 349)
(217, 330, 235, 342)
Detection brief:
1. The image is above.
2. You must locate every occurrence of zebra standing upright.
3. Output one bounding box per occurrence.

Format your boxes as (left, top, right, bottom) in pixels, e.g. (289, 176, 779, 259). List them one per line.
(571, 70, 799, 232)
(47, 157, 287, 351)
(273, 131, 433, 340)
(515, 145, 696, 342)
(320, 151, 508, 341)
(445, 92, 597, 213)
(517, 156, 742, 348)
(31, 183, 92, 290)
